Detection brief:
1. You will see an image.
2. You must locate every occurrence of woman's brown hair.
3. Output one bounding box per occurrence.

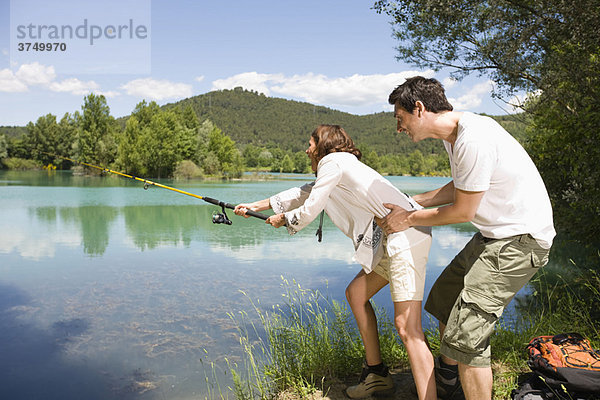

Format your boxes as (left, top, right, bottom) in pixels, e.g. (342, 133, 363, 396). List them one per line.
(311, 124, 362, 162)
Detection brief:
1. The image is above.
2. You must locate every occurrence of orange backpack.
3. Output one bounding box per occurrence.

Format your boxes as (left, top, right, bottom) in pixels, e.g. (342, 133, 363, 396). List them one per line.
(527, 333, 600, 394)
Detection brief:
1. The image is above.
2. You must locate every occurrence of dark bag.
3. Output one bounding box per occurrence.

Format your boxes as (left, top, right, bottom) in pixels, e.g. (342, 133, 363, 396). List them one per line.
(526, 333, 600, 394)
(511, 374, 586, 400)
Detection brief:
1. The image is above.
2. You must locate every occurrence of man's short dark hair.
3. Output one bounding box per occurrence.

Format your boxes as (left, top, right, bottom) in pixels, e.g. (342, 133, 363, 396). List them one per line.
(388, 76, 453, 113)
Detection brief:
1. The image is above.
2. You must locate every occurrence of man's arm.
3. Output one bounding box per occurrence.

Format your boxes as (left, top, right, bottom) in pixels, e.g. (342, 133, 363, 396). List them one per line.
(376, 187, 485, 234)
(413, 180, 455, 208)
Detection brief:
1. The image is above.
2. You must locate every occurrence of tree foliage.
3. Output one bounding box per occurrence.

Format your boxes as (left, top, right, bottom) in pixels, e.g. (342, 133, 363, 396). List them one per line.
(0, 134, 7, 160)
(76, 93, 118, 165)
(374, 0, 600, 242)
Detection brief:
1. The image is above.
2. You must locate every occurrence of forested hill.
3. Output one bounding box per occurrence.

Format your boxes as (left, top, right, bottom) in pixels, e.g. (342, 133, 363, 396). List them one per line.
(0, 87, 526, 157)
(158, 87, 527, 155)
(160, 87, 437, 156)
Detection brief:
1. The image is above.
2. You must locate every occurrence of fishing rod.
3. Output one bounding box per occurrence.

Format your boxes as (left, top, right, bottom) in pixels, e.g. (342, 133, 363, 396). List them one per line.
(42, 152, 269, 225)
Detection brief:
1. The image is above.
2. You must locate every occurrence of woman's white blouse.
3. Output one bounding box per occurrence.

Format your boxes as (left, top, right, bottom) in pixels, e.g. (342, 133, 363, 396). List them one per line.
(270, 152, 431, 272)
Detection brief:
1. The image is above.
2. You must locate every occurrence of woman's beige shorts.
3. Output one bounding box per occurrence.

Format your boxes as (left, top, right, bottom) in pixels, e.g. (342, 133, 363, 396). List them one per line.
(372, 236, 432, 302)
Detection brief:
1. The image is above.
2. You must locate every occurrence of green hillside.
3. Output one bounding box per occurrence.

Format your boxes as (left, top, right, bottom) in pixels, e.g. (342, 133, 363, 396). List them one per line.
(160, 87, 446, 156)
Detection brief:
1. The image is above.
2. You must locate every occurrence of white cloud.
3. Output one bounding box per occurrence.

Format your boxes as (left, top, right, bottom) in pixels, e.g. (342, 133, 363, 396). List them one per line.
(0, 225, 81, 261)
(207, 233, 355, 264)
(121, 78, 193, 100)
(15, 62, 56, 86)
(442, 77, 458, 89)
(194, 75, 205, 83)
(0, 69, 28, 92)
(211, 70, 436, 113)
(448, 80, 494, 110)
(48, 78, 100, 95)
(1, 49, 8, 56)
(97, 90, 120, 98)
(0, 62, 118, 97)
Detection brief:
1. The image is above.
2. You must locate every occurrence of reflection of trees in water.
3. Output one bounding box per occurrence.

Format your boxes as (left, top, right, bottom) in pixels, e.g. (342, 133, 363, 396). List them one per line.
(31, 206, 58, 224)
(59, 206, 118, 256)
(122, 204, 334, 251)
(32, 203, 333, 255)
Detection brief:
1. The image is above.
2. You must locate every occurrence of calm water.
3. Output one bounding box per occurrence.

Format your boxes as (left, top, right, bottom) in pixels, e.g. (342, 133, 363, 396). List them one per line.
(0, 170, 478, 400)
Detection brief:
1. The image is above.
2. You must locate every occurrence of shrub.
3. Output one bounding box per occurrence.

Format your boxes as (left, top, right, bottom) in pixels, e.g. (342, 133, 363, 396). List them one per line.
(173, 160, 203, 179)
(2, 157, 41, 170)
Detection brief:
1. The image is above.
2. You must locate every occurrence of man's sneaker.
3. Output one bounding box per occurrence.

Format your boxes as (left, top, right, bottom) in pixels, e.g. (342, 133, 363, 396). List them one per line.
(344, 364, 395, 398)
(434, 356, 465, 400)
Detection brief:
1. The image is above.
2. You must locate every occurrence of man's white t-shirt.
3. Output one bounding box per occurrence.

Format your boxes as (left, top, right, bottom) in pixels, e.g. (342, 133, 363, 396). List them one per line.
(444, 112, 556, 248)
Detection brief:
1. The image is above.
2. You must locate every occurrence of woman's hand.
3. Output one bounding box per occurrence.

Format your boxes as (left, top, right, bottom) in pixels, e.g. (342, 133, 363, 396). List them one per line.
(266, 213, 286, 228)
(234, 203, 259, 218)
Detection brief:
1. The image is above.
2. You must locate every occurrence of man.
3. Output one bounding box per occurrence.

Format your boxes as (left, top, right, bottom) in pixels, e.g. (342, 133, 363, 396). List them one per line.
(376, 76, 555, 400)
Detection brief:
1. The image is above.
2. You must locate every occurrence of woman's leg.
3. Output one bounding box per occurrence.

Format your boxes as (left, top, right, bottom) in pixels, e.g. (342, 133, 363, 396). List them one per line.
(394, 300, 436, 400)
(345, 269, 389, 365)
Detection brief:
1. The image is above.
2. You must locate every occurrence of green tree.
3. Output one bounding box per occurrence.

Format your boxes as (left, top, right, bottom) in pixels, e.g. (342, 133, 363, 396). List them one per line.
(0, 134, 7, 160)
(76, 93, 118, 165)
(177, 105, 200, 161)
(195, 119, 213, 164)
(243, 144, 262, 168)
(258, 149, 273, 168)
(280, 154, 294, 173)
(144, 110, 182, 178)
(361, 146, 381, 171)
(56, 113, 78, 168)
(117, 101, 160, 175)
(206, 122, 243, 177)
(25, 114, 60, 166)
(374, 0, 600, 241)
(408, 150, 426, 176)
(293, 150, 310, 173)
(202, 152, 220, 175)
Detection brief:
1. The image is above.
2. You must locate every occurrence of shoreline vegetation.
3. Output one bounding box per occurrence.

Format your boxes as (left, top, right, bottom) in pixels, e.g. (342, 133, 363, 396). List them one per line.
(216, 261, 600, 400)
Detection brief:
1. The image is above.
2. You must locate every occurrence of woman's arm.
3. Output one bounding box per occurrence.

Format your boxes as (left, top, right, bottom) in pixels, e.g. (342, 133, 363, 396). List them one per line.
(281, 158, 341, 233)
(234, 198, 271, 217)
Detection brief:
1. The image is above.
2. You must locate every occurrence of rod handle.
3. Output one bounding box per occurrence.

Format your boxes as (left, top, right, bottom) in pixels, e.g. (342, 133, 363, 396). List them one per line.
(203, 197, 270, 221)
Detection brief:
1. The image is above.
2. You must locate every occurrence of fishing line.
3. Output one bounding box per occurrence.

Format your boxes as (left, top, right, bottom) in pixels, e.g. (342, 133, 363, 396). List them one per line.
(42, 152, 269, 224)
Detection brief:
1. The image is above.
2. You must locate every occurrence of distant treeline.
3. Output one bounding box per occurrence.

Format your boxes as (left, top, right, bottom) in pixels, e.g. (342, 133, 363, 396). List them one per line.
(0, 88, 527, 178)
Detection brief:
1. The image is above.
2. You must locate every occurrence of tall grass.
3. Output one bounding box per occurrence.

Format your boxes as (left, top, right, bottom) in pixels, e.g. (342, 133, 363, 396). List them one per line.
(220, 257, 600, 400)
(226, 278, 407, 399)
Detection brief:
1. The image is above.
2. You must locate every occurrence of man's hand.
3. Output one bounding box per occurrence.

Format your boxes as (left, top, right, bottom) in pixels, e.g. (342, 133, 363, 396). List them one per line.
(266, 213, 286, 228)
(375, 203, 414, 234)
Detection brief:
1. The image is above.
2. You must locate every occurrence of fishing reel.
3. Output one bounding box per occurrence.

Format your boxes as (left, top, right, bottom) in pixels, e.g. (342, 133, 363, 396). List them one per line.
(212, 204, 232, 225)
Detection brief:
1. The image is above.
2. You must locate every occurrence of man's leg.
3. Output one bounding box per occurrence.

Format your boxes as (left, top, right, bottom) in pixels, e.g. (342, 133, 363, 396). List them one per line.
(435, 234, 547, 400)
(425, 234, 479, 400)
(345, 269, 388, 365)
(458, 363, 492, 400)
(394, 300, 436, 400)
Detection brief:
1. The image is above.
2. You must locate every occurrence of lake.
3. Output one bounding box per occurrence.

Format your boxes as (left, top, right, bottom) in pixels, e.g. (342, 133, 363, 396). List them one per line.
(0, 170, 480, 399)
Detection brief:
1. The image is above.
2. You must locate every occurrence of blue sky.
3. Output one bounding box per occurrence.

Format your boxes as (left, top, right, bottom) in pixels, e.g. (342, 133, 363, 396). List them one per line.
(1, 0, 515, 126)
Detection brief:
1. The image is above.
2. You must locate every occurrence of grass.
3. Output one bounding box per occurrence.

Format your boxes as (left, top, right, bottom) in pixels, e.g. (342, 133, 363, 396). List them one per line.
(223, 278, 408, 399)
(209, 258, 600, 400)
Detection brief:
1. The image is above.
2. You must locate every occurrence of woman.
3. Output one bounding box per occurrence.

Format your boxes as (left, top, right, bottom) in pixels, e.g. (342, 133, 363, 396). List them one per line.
(234, 124, 436, 399)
